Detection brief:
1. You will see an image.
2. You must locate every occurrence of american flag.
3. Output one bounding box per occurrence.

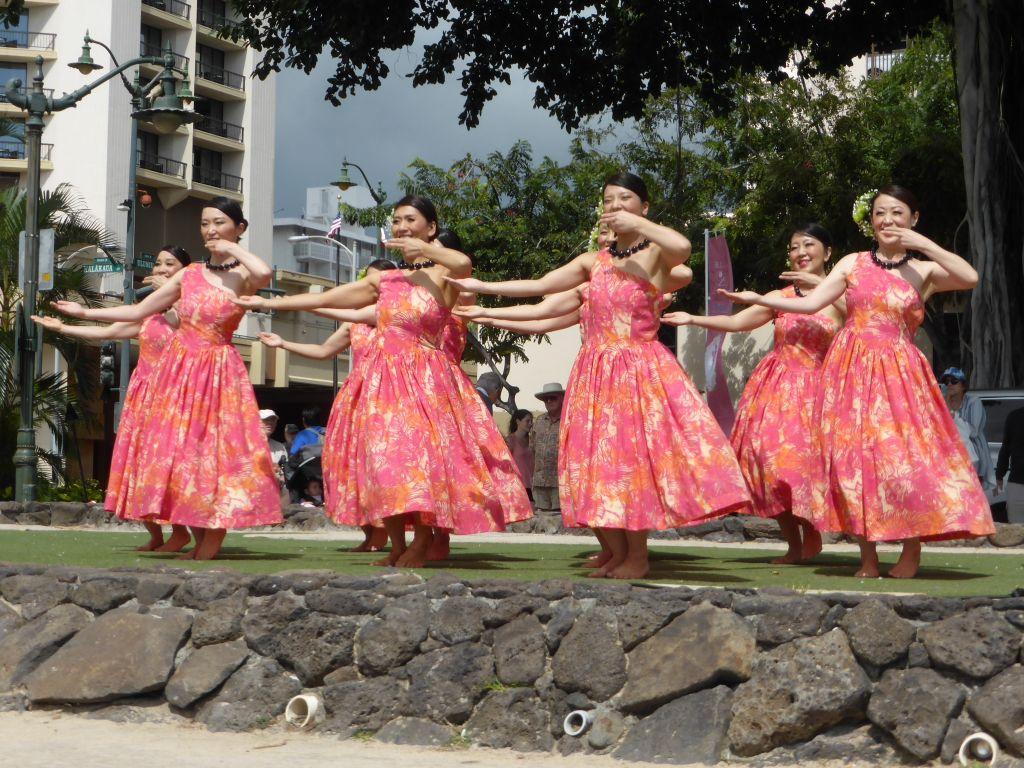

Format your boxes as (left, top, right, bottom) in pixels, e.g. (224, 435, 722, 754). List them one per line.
(327, 215, 343, 238)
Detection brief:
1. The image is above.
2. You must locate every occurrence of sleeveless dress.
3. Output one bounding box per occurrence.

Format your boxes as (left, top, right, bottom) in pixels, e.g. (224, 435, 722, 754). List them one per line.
(805, 252, 994, 541)
(105, 314, 175, 518)
(348, 322, 376, 368)
(116, 264, 282, 528)
(325, 271, 532, 532)
(440, 314, 468, 365)
(730, 286, 840, 519)
(560, 250, 751, 530)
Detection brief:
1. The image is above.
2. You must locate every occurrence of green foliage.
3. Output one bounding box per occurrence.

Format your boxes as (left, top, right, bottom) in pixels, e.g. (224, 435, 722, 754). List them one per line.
(229, 0, 944, 129)
(0, 183, 121, 489)
(0, 477, 104, 502)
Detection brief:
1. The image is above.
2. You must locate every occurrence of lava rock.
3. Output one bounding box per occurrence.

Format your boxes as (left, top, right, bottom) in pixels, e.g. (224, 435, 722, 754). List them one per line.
(26, 606, 192, 704)
(967, 664, 1024, 757)
(618, 602, 755, 714)
(840, 599, 916, 668)
(866, 667, 966, 760)
(552, 608, 626, 702)
(165, 638, 250, 709)
(69, 578, 138, 613)
(304, 586, 386, 616)
(401, 642, 494, 724)
(191, 589, 248, 647)
(375, 717, 453, 746)
(544, 598, 579, 652)
(428, 596, 488, 644)
(354, 594, 430, 676)
(588, 708, 626, 750)
(463, 688, 555, 752)
(613, 685, 733, 765)
(249, 570, 332, 596)
(732, 594, 829, 646)
(135, 575, 182, 605)
(194, 656, 302, 731)
(322, 675, 407, 731)
(0, 603, 93, 689)
(0, 574, 69, 619)
(172, 574, 252, 610)
(0, 602, 24, 644)
(989, 523, 1024, 548)
(919, 607, 1021, 678)
(728, 629, 871, 757)
(493, 614, 546, 686)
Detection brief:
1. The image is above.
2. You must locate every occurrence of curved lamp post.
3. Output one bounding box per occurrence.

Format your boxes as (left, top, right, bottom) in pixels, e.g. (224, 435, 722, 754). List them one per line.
(7, 34, 198, 501)
(288, 233, 358, 394)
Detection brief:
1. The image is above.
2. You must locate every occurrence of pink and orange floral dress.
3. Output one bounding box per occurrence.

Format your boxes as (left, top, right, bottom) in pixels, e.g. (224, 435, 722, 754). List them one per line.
(805, 252, 993, 541)
(560, 250, 751, 530)
(348, 322, 377, 371)
(324, 271, 532, 532)
(104, 314, 174, 518)
(730, 286, 840, 519)
(113, 264, 282, 529)
(440, 313, 468, 365)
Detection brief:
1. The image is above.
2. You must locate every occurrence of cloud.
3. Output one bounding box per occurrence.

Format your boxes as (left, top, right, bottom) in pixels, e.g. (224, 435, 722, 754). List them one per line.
(274, 51, 574, 216)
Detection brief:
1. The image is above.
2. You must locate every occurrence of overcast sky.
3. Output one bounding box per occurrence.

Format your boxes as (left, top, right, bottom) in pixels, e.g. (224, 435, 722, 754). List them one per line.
(273, 49, 578, 217)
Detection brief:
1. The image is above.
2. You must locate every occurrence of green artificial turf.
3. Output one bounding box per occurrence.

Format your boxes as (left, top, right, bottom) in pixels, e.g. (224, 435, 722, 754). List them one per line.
(0, 529, 1021, 597)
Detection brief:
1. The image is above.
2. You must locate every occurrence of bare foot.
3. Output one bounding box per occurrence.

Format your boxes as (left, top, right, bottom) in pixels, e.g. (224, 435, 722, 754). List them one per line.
(587, 552, 625, 578)
(888, 540, 921, 579)
(136, 537, 164, 552)
(395, 548, 429, 568)
(176, 549, 197, 560)
(800, 527, 823, 561)
(771, 549, 803, 565)
(191, 529, 226, 561)
(608, 558, 650, 580)
(582, 551, 613, 569)
(369, 527, 389, 551)
(855, 539, 880, 579)
(351, 539, 372, 553)
(155, 527, 192, 553)
(372, 547, 404, 567)
(854, 566, 880, 578)
(426, 541, 450, 562)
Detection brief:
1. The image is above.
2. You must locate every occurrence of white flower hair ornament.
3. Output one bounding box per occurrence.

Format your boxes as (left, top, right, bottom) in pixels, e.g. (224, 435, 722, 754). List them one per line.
(851, 189, 877, 239)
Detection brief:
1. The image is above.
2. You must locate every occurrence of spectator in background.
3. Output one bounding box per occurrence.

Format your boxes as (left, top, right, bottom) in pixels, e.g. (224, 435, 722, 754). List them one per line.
(476, 372, 503, 414)
(506, 409, 535, 499)
(941, 367, 995, 488)
(997, 406, 1024, 523)
(290, 406, 326, 457)
(301, 477, 325, 507)
(260, 409, 288, 467)
(283, 423, 299, 452)
(530, 383, 564, 514)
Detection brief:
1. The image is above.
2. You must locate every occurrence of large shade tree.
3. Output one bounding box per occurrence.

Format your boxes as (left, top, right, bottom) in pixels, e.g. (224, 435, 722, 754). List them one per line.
(214, 0, 1021, 387)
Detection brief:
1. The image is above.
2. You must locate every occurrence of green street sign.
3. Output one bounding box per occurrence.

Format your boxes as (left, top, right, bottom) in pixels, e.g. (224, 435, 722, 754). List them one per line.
(83, 257, 123, 274)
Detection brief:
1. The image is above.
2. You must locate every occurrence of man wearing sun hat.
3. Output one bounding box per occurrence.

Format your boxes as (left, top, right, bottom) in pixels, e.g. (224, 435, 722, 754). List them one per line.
(940, 367, 994, 488)
(530, 383, 565, 514)
(259, 409, 288, 468)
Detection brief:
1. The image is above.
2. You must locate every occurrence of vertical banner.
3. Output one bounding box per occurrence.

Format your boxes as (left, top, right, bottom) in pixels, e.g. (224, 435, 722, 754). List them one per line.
(704, 231, 736, 434)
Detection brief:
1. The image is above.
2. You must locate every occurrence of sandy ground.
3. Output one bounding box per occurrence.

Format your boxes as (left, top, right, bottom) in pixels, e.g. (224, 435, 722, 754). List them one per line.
(0, 710, 896, 768)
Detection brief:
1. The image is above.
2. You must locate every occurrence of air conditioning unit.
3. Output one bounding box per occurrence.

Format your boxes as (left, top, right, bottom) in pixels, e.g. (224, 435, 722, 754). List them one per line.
(305, 186, 340, 223)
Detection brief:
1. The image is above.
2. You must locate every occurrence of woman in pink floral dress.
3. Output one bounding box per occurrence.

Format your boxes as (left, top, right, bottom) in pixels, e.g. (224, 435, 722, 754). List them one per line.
(451, 172, 750, 579)
(663, 224, 844, 564)
(34, 246, 193, 552)
(54, 198, 282, 560)
(721, 185, 994, 578)
(233, 195, 532, 568)
(259, 259, 399, 554)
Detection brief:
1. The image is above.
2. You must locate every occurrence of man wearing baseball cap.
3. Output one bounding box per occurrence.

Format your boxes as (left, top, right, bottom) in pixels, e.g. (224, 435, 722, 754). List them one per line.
(259, 409, 288, 468)
(530, 383, 565, 515)
(940, 367, 994, 488)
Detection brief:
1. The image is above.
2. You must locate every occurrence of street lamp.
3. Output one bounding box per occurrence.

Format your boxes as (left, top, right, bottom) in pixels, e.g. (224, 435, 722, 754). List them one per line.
(7, 36, 198, 501)
(288, 234, 359, 394)
(332, 159, 386, 207)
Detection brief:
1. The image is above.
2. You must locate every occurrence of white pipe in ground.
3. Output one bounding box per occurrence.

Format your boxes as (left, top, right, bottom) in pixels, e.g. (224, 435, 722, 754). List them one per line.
(959, 732, 1000, 766)
(563, 710, 595, 737)
(285, 694, 325, 729)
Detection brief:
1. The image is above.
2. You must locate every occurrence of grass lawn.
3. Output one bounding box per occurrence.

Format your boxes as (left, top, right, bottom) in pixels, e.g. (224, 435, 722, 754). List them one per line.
(0, 529, 1021, 597)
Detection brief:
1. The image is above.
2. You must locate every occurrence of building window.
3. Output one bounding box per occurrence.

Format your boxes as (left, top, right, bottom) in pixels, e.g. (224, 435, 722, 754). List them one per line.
(193, 146, 223, 186)
(2, 12, 28, 34)
(195, 98, 224, 122)
(197, 44, 225, 71)
(140, 24, 162, 55)
(0, 172, 20, 190)
(0, 62, 27, 101)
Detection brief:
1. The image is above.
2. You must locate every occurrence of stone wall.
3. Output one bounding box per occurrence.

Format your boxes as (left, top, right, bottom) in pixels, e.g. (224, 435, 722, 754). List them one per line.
(0, 563, 1022, 765)
(3, 501, 1023, 550)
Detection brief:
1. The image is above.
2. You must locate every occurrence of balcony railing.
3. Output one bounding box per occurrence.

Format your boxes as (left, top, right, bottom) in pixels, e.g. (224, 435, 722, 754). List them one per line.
(142, 0, 192, 19)
(139, 41, 190, 71)
(137, 151, 187, 178)
(0, 86, 53, 103)
(0, 141, 53, 160)
(865, 48, 905, 79)
(292, 241, 376, 274)
(197, 8, 242, 35)
(194, 166, 243, 193)
(196, 59, 245, 91)
(195, 115, 244, 142)
(0, 30, 57, 51)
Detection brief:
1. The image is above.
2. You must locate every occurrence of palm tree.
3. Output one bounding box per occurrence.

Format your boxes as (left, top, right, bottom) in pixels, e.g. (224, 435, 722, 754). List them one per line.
(0, 182, 122, 494)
